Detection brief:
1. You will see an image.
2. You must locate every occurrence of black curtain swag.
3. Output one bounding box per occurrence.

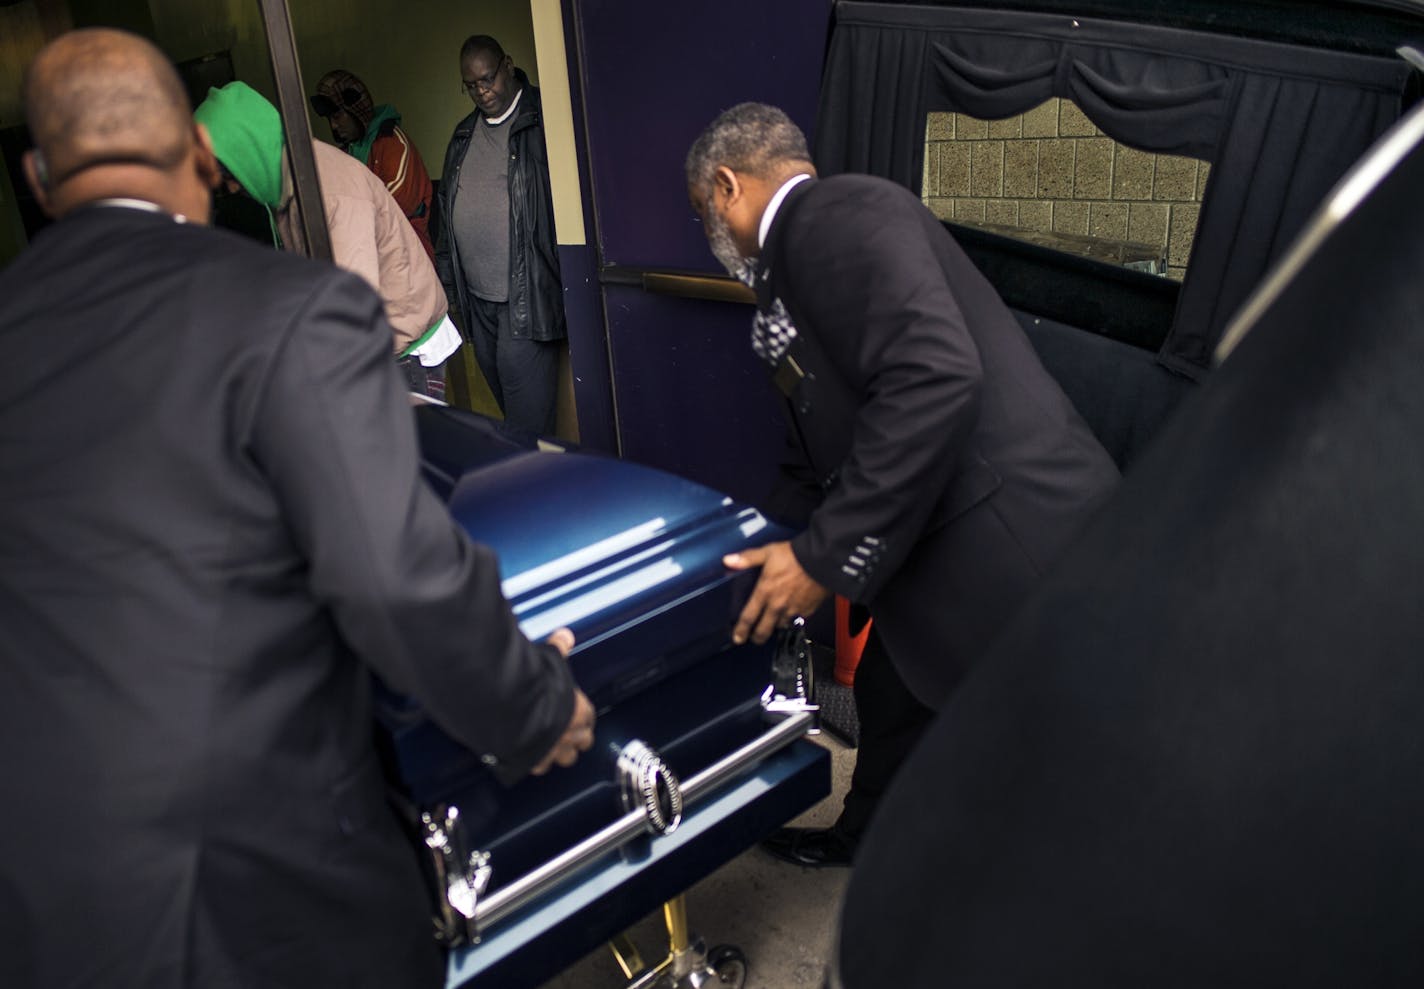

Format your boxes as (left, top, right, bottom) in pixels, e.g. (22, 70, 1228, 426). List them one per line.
(816, 2, 1410, 374)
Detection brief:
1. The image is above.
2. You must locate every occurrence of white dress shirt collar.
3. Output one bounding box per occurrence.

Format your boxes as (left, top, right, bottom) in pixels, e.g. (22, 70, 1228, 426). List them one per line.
(90, 198, 188, 223)
(484, 86, 524, 126)
(758, 172, 813, 250)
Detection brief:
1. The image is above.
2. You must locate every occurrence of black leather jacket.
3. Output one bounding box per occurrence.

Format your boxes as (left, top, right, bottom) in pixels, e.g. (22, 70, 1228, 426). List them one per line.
(436, 70, 565, 342)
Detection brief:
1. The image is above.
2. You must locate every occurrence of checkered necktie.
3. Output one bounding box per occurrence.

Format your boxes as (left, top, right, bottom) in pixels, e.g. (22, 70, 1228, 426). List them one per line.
(736, 260, 798, 366)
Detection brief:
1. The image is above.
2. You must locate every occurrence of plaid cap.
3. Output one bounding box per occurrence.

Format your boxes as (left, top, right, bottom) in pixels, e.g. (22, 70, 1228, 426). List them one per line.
(313, 69, 375, 130)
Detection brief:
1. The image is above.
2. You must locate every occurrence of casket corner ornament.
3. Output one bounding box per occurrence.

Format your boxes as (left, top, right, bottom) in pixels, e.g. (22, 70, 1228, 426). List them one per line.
(420, 803, 493, 947)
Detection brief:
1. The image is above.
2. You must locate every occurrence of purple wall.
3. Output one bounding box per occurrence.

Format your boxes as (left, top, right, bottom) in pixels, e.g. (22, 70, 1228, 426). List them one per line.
(602, 285, 784, 506)
(568, 0, 834, 504)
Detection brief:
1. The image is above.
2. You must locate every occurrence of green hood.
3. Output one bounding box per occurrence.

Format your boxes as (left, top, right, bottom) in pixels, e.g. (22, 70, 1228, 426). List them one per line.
(194, 81, 286, 210)
(349, 104, 401, 166)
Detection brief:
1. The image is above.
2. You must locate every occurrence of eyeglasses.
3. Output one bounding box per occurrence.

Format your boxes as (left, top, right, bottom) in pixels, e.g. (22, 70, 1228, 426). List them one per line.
(461, 66, 503, 98)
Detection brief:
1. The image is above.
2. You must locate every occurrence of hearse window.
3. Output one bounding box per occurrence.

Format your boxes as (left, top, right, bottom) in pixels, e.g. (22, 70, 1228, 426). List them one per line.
(818, 3, 1411, 377)
(923, 101, 1208, 282)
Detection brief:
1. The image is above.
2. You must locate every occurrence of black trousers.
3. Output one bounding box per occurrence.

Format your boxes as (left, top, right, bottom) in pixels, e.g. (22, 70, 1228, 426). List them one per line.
(835, 626, 936, 839)
(467, 296, 560, 436)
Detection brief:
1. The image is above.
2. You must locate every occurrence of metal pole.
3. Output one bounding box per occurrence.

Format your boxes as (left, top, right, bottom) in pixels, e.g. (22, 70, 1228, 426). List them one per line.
(474, 709, 814, 930)
(256, 0, 331, 261)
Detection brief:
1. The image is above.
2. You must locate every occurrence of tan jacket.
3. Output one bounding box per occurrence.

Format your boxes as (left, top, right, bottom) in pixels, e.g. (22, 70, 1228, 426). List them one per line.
(278, 140, 446, 353)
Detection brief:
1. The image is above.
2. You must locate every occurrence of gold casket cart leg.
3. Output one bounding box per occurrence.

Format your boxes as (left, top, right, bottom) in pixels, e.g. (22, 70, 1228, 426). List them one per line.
(608, 894, 749, 988)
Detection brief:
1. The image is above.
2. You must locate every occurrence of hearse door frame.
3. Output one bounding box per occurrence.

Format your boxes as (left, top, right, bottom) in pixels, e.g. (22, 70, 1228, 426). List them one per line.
(254, 0, 328, 263)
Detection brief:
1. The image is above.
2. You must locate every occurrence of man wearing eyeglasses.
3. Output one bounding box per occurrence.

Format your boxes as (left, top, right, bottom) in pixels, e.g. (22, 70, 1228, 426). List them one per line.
(436, 34, 565, 437)
(311, 69, 436, 263)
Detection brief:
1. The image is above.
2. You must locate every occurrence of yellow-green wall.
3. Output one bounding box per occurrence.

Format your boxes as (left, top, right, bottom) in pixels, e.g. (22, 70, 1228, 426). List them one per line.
(1, 4, 54, 129)
(1, 0, 555, 262)
(147, 0, 538, 186)
(0, 1, 51, 266)
(0, 149, 26, 266)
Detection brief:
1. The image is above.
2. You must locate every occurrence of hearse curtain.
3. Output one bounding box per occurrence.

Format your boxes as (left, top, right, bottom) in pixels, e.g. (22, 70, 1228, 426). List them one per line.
(816, 2, 1410, 374)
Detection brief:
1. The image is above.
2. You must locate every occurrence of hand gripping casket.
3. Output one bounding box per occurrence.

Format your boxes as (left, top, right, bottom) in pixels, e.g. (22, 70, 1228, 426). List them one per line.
(374, 406, 829, 987)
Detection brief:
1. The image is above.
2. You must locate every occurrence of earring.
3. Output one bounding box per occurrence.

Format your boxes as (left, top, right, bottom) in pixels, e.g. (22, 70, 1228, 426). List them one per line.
(32, 149, 50, 189)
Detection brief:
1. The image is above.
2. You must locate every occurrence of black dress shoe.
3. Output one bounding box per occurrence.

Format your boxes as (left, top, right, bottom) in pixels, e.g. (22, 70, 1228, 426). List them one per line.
(761, 826, 857, 867)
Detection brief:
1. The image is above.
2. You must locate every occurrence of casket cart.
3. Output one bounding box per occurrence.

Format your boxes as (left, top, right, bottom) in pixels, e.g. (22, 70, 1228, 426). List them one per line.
(374, 405, 830, 988)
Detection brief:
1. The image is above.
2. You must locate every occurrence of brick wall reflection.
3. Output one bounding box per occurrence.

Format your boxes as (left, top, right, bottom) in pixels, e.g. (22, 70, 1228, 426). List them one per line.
(924, 101, 1208, 279)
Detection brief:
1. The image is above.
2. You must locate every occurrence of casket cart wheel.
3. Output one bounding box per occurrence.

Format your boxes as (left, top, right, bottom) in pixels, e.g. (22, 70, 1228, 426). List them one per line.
(705, 944, 748, 988)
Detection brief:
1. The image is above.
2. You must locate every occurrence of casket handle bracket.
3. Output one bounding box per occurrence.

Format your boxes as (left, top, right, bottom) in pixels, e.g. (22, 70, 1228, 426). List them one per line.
(617, 739, 684, 836)
(762, 616, 820, 730)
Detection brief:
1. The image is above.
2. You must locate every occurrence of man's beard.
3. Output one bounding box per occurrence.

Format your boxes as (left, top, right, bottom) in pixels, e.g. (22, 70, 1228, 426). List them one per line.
(705, 208, 752, 283)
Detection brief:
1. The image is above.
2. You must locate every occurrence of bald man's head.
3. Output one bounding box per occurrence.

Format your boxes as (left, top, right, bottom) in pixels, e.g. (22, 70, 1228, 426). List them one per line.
(22, 28, 193, 190)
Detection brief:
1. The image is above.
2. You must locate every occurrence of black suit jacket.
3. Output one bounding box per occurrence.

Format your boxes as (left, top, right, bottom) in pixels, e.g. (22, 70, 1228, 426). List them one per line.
(835, 124, 1424, 986)
(0, 205, 576, 988)
(760, 175, 1119, 706)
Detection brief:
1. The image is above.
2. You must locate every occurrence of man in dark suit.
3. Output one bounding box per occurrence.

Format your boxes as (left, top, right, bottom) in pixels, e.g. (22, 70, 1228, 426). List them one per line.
(0, 29, 593, 989)
(686, 103, 1118, 865)
(834, 101, 1424, 989)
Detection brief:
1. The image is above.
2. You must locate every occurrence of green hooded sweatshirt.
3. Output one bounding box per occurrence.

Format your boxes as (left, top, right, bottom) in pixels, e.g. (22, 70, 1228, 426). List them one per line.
(349, 104, 402, 168)
(194, 81, 287, 243)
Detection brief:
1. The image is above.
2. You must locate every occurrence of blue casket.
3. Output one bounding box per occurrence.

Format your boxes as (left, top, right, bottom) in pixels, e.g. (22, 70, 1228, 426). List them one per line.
(376, 405, 830, 988)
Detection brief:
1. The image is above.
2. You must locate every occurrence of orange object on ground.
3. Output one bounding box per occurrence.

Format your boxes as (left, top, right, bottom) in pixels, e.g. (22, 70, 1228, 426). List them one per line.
(834, 595, 871, 686)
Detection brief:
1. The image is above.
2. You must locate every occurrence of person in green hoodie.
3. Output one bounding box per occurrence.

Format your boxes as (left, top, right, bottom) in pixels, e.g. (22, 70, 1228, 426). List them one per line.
(311, 69, 436, 262)
(195, 80, 459, 397)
